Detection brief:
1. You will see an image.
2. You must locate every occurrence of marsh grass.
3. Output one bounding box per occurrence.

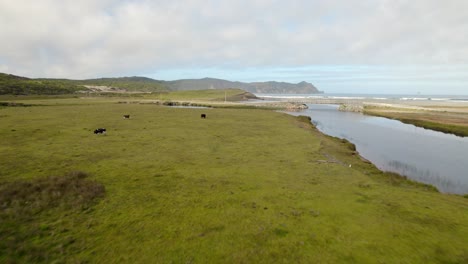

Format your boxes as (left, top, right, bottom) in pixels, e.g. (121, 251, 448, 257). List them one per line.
(0, 171, 104, 263)
(0, 171, 104, 213)
(364, 107, 468, 137)
(398, 118, 468, 137)
(0, 97, 467, 263)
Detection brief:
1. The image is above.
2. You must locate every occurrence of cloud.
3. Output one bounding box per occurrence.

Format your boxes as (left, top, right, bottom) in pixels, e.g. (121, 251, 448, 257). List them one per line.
(0, 0, 467, 81)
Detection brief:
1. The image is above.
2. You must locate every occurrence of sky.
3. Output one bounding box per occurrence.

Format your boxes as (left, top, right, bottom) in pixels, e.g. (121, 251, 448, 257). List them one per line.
(1, 0, 468, 94)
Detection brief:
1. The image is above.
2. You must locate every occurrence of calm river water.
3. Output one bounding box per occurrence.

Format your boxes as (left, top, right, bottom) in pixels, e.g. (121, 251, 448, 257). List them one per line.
(287, 104, 468, 194)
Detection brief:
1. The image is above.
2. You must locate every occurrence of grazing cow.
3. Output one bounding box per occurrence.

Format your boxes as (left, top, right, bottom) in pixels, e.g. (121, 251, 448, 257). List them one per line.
(94, 128, 106, 134)
(201, 114, 206, 119)
(123, 115, 130, 119)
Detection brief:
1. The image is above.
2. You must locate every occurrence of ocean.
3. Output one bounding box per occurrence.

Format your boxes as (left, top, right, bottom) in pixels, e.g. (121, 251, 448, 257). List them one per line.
(254, 93, 468, 103)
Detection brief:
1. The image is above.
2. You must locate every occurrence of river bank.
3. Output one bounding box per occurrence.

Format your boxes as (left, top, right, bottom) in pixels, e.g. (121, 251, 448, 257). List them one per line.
(286, 104, 468, 194)
(338, 101, 468, 137)
(256, 93, 468, 137)
(362, 103, 468, 137)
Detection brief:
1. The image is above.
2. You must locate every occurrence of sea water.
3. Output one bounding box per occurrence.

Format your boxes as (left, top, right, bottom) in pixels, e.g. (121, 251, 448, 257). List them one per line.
(257, 93, 468, 102)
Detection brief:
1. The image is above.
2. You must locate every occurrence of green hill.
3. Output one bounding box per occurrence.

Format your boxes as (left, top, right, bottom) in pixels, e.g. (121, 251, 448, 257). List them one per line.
(76, 76, 169, 92)
(0, 73, 169, 95)
(0, 72, 322, 95)
(166, 77, 322, 94)
(0, 73, 87, 95)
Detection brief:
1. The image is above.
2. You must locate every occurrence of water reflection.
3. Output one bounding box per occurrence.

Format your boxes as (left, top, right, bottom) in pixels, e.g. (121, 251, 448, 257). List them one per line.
(287, 104, 468, 194)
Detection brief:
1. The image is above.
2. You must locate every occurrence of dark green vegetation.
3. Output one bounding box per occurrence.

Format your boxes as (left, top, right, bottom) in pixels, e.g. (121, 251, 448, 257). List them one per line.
(0, 101, 34, 107)
(364, 106, 468, 137)
(0, 73, 168, 95)
(78, 76, 168, 92)
(395, 119, 468, 137)
(0, 72, 321, 95)
(0, 73, 87, 95)
(0, 97, 467, 263)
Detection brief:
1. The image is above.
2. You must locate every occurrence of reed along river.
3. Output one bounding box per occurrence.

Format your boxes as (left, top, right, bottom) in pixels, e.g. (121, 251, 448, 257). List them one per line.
(286, 104, 468, 194)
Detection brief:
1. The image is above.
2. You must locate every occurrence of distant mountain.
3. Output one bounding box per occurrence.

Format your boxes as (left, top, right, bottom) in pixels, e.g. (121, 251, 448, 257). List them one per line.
(165, 78, 248, 91)
(166, 77, 321, 94)
(250, 81, 320, 94)
(0, 72, 321, 95)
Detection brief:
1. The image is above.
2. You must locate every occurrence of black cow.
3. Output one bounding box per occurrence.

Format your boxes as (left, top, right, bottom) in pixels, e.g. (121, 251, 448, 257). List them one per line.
(123, 115, 130, 119)
(94, 128, 106, 134)
(201, 114, 206, 119)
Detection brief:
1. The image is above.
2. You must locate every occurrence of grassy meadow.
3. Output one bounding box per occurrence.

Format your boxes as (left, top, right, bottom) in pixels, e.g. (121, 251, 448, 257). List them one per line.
(1, 95, 467, 263)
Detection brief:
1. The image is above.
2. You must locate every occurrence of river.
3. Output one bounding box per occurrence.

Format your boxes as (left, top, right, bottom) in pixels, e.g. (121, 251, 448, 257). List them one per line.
(286, 104, 468, 194)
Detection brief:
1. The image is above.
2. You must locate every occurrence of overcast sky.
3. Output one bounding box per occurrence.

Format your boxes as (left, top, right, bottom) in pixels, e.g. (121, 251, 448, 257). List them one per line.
(1, 0, 468, 94)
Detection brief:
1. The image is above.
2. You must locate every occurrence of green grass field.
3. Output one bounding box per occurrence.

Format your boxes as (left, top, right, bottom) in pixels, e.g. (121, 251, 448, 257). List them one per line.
(1, 96, 467, 263)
